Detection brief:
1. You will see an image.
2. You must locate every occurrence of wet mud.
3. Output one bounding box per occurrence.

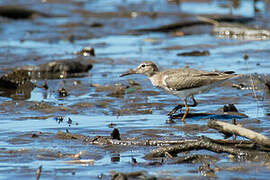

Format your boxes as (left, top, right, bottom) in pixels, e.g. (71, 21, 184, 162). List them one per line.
(1, 0, 270, 179)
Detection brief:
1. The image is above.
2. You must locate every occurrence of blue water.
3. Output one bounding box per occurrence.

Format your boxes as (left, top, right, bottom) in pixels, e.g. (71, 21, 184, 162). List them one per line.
(0, 0, 270, 179)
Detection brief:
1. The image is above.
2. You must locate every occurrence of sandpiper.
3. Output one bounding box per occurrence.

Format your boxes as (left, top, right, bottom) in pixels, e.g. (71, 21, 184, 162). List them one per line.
(120, 61, 237, 121)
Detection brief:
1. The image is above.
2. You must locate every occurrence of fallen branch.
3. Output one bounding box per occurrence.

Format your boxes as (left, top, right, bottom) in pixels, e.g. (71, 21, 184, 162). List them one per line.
(144, 136, 265, 159)
(208, 119, 270, 147)
(56, 131, 270, 151)
(56, 131, 270, 160)
(56, 131, 199, 146)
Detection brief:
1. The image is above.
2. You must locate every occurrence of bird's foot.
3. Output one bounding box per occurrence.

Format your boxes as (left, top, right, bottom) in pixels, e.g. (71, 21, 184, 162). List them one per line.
(181, 116, 186, 122)
(168, 104, 184, 117)
(167, 113, 186, 123)
(168, 113, 180, 119)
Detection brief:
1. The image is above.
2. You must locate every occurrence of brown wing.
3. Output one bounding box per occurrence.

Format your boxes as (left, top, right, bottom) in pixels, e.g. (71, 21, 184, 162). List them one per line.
(163, 68, 235, 91)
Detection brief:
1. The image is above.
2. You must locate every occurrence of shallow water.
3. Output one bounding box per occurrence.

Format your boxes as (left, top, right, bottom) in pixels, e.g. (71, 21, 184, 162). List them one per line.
(1, 0, 270, 179)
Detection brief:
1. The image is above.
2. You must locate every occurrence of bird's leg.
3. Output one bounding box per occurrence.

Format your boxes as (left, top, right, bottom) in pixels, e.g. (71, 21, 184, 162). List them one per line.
(189, 95, 197, 107)
(181, 99, 189, 122)
(167, 96, 197, 119)
(168, 104, 184, 117)
(181, 96, 197, 122)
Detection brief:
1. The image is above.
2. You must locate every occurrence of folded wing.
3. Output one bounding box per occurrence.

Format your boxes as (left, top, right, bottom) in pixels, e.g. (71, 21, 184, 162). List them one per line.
(163, 68, 236, 91)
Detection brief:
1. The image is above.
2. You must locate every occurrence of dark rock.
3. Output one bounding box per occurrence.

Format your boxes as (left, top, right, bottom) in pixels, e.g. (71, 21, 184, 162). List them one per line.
(223, 104, 238, 112)
(266, 83, 270, 90)
(111, 128, 121, 140)
(39, 60, 93, 74)
(31, 134, 39, 138)
(131, 157, 137, 164)
(243, 54, 249, 60)
(111, 172, 128, 180)
(42, 81, 48, 90)
(15, 59, 93, 79)
(58, 88, 69, 97)
(89, 22, 103, 28)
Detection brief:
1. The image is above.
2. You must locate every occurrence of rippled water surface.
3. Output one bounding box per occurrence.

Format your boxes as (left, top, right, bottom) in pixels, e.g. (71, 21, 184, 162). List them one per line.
(1, 0, 270, 179)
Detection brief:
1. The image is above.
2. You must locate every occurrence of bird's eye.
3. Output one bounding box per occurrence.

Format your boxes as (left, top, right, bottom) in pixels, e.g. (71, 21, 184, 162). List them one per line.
(141, 64, 145, 68)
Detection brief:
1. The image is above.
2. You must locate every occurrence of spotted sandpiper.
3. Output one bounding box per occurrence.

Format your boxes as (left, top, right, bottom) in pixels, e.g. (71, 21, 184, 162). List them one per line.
(120, 61, 237, 121)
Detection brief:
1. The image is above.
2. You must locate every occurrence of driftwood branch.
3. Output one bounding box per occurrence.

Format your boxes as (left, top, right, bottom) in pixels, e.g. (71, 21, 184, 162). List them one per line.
(56, 131, 199, 146)
(144, 136, 257, 159)
(208, 119, 270, 147)
(56, 130, 260, 149)
(57, 131, 270, 160)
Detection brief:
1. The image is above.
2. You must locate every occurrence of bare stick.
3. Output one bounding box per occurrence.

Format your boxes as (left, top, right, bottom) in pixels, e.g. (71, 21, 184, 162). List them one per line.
(208, 119, 270, 147)
(144, 136, 254, 159)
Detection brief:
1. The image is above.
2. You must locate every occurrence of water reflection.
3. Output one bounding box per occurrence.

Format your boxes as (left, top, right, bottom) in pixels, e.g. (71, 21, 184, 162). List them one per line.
(0, 82, 34, 100)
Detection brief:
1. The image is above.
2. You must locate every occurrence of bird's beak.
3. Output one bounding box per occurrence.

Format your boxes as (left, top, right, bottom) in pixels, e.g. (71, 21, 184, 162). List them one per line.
(120, 69, 137, 77)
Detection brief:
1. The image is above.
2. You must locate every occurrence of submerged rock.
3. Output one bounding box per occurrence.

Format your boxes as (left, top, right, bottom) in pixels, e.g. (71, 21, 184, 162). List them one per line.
(0, 70, 32, 89)
(0, 70, 35, 99)
(39, 60, 93, 74)
(223, 104, 238, 112)
(111, 128, 121, 140)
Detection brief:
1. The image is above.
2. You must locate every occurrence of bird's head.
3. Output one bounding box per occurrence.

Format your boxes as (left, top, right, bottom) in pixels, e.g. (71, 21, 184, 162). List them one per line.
(120, 61, 159, 77)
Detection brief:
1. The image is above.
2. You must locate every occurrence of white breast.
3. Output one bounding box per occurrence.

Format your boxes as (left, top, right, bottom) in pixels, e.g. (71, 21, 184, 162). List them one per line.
(149, 74, 161, 87)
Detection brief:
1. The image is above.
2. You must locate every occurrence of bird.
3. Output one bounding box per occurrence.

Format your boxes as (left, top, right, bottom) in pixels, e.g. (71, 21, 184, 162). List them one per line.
(120, 61, 237, 122)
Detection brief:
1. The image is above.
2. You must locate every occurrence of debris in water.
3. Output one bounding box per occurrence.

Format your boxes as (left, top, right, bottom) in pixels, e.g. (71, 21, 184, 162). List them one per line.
(111, 128, 121, 140)
(131, 157, 137, 165)
(32, 132, 42, 138)
(73, 47, 95, 56)
(64, 159, 94, 165)
(177, 50, 210, 56)
(67, 118, 72, 125)
(243, 54, 249, 60)
(35, 165, 42, 180)
(55, 116, 64, 124)
(58, 88, 69, 97)
(223, 104, 238, 112)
